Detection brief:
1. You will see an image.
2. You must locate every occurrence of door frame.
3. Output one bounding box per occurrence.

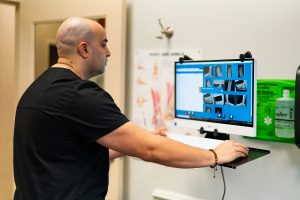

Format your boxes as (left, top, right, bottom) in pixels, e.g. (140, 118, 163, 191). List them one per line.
(17, 0, 127, 199)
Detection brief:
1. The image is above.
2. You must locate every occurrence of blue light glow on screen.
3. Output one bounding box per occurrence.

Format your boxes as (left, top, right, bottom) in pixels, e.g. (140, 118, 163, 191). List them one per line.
(175, 60, 254, 127)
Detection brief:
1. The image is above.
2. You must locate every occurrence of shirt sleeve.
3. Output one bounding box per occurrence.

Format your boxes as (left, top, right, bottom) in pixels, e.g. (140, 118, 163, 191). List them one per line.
(63, 80, 129, 142)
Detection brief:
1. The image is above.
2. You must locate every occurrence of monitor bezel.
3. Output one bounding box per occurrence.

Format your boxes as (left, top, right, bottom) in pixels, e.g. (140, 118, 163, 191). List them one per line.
(174, 58, 256, 137)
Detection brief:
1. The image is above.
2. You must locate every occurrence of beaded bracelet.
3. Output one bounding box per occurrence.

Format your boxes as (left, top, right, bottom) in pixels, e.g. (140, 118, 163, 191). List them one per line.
(209, 149, 218, 167)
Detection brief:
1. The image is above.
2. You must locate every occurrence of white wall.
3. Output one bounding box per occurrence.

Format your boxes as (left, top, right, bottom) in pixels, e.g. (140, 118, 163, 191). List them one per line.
(125, 0, 300, 200)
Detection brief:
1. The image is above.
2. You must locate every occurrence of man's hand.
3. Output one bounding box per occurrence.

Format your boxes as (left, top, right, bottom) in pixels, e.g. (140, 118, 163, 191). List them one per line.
(152, 127, 167, 137)
(214, 140, 249, 164)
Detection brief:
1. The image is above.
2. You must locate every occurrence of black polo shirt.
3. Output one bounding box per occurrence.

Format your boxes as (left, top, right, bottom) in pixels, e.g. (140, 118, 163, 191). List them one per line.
(13, 68, 128, 200)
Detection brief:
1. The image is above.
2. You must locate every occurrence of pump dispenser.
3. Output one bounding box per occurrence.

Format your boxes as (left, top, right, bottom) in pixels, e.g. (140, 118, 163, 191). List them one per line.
(275, 90, 295, 138)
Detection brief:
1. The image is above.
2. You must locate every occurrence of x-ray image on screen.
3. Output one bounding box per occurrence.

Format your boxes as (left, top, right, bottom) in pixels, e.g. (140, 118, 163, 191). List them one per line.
(205, 106, 212, 113)
(235, 80, 247, 91)
(225, 95, 246, 106)
(227, 65, 232, 78)
(215, 65, 223, 77)
(238, 64, 244, 78)
(214, 80, 224, 88)
(204, 66, 213, 77)
(205, 79, 212, 87)
(224, 80, 235, 91)
(203, 93, 213, 104)
(214, 94, 224, 105)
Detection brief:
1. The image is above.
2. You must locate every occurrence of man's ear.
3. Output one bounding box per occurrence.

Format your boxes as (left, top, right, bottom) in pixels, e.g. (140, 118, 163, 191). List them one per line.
(78, 42, 89, 58)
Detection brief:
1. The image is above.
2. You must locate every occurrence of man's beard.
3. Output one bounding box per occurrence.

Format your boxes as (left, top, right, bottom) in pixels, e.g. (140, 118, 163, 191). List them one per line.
(98, 63, 106, 74)
(87, 64, 105, 79)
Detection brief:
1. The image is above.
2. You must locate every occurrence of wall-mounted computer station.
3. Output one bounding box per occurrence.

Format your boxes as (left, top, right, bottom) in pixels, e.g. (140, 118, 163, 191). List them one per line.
(168, 56, 270, 168)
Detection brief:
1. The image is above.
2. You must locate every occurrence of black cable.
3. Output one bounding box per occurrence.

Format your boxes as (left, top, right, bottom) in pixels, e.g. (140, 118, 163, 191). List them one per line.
(221, 166, 226, 200)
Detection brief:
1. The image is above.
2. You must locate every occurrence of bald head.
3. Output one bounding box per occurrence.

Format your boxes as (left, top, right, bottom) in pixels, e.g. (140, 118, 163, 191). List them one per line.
(56, 17, 104, 57)
(55, 17, 111, 79)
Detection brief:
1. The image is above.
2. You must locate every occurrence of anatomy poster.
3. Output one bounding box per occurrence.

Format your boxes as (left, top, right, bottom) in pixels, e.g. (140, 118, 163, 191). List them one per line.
(131, 49, 202, 131)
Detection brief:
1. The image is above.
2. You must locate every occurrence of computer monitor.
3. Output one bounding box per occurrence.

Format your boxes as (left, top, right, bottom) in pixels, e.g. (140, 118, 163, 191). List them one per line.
(174, 59, 256, 137)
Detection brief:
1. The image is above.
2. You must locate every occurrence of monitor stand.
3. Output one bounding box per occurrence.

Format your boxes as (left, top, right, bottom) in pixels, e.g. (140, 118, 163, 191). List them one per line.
(205, 132, 229, 140)
(198, 127, 230, 140)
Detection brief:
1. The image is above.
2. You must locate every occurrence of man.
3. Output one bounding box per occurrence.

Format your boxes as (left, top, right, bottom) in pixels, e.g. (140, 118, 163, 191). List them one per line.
(13, 17, 248, 200)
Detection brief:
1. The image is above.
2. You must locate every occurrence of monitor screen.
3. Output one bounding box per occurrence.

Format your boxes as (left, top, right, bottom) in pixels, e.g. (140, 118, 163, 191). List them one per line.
(174, 59, 256, 137)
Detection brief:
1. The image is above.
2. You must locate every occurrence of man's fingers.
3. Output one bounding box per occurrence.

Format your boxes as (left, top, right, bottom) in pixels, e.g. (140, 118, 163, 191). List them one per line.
(234, 143, 249, 156)
(153, 127, 168, 136)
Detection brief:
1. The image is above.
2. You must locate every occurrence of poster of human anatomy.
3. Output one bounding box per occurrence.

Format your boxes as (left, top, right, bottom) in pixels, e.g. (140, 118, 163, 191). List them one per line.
(131, 49, 202, 131)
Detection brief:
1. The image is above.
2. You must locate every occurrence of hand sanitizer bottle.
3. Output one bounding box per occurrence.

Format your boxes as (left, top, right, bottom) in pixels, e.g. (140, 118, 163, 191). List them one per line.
(275, 90, 295, 138)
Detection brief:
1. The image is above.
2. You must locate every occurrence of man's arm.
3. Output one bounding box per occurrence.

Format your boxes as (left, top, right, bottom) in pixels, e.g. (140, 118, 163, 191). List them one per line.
(109, 149, 124, 160)
(108, 127, 167, 160)
(98, 122, 248, 168)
